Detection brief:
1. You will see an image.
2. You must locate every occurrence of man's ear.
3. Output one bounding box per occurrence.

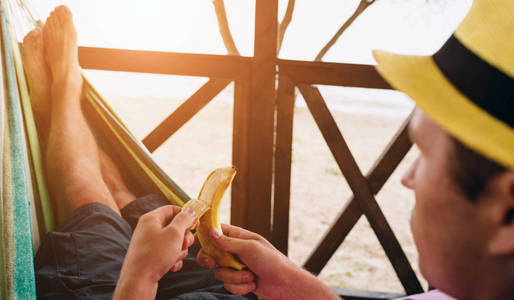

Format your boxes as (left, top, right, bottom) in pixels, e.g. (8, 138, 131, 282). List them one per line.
(487, 171, 514, 256)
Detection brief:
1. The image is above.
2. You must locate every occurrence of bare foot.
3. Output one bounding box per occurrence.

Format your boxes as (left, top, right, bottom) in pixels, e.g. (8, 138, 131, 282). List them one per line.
(21, 28, 51, 128)
(43, 5, 82, 99)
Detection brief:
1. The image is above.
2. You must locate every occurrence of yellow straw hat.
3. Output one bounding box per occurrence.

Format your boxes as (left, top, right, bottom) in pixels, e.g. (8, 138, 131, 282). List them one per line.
(373, 0, 514, 169)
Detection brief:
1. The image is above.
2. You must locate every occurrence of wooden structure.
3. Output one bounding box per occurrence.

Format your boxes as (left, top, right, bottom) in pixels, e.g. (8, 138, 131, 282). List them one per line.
(78, 1, 423, 298)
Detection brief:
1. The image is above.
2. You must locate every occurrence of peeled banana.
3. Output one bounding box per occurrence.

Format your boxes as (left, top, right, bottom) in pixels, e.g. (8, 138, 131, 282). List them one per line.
(183, 166, 246, 270)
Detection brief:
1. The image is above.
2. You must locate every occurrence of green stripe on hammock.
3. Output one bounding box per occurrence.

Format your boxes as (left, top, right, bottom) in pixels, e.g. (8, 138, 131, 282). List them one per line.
(1, 3, 36, 299)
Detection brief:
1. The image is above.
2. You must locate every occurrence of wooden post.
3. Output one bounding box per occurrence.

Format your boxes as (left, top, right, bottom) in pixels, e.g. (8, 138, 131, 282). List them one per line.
(231, 0, 278, 239)
(272, 75, 295, 254)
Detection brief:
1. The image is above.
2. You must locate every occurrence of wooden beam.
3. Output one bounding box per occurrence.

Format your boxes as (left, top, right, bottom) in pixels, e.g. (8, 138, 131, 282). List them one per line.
(298, 85, 422, 294)
(279, 59, 391, 88)
(143, 78, 232, 152)
(272, 75, 295, 254)
(78, 46, 251, 79)
(231, 0, 278, 239)
(304, 116, 413, 274)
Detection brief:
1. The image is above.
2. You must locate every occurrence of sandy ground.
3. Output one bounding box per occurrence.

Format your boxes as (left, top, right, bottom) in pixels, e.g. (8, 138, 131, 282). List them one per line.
(99, 79, 426, 294)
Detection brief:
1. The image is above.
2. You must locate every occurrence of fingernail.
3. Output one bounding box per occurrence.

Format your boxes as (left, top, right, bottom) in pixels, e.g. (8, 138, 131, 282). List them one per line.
(184, 207, 197, 218)
(212, 228, 222, 238)
(242, 273, 250, 282)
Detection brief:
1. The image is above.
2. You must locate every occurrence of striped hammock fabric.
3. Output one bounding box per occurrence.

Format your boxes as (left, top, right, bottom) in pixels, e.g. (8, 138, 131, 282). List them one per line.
(0, 0, 191, 298)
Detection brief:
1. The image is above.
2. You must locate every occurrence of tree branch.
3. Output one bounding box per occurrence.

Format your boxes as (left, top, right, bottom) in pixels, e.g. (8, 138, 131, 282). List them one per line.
(315, 0, 375, 61)
(278, 0, 296, 52)
(212, 0, 240, 56)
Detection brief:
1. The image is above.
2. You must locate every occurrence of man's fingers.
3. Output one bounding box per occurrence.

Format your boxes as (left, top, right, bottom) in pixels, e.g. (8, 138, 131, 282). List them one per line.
(220, 224, 261, 240)
(178, 249, 189, 261)
(183, 232, 194, 250)
(171, 260, 183, 272)
(141, 205, 182, 227)
(196, 249, 216, 269)
(168, 207, 197, 232)
(190, 220, 199, 231)
(224, 282, 256, 296)
(209, 227, 251, 255)
(214, 268, 254, 284)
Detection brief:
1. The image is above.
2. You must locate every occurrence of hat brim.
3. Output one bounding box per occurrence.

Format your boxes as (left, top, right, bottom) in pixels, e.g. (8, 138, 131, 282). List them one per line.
(373, 50, 514, 169)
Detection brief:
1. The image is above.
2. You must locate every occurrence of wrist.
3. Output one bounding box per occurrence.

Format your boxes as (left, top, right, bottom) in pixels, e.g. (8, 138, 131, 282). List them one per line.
(114, 264, 158, 300)
(279, 261, 339, 300)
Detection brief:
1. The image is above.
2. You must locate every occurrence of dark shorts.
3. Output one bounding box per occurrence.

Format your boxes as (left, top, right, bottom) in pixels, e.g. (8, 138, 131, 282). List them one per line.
(35, 195, 258, 300)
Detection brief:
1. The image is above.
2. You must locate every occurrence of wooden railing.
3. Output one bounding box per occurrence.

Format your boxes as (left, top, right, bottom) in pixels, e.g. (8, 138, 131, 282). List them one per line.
(78, 1, 424, 298)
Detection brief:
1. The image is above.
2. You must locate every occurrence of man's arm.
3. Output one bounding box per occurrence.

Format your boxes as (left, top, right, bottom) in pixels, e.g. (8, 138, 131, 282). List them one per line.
(197, 224, 339, 300)
(279, 259, 341, 300)
(114, 272, 158, 300)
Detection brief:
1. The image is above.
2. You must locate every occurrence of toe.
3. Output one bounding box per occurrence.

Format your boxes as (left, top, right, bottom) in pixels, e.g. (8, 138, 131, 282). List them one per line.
(43, 18, 52, 33)
(57, 5, 72, 16)
(46, 10, 55, 24)
(49, 9, 59, 24)
(43, 14, 56, 38)
(22, 28, 42, 56)
(23, 28, 40, 45)
(55, 5, 72, 24)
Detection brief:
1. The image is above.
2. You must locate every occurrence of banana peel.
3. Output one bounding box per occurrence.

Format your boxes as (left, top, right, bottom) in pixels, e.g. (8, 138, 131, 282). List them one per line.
(183, 166, 246, 270)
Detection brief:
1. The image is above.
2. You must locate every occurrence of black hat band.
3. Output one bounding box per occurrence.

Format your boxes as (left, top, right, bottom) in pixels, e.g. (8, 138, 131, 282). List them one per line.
(433, 35, 514, 128)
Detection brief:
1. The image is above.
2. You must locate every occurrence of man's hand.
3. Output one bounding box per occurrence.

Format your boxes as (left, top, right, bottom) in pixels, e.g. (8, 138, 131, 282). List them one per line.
(114, 205, 197, 300)
(196, 224, 339, 300)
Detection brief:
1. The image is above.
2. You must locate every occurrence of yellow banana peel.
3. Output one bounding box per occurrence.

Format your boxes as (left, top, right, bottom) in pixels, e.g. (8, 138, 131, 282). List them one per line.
(183, 166, 246, 270)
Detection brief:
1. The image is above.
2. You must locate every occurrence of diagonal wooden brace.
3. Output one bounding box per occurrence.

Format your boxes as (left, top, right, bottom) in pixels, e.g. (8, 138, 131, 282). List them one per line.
(143, 78, 232, 152)
(298, 85, 422, 294)
(303, 113, 412, 274)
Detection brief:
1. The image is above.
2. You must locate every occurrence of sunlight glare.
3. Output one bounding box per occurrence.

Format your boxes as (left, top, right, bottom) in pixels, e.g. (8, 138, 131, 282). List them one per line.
(30, 0, 231, 53)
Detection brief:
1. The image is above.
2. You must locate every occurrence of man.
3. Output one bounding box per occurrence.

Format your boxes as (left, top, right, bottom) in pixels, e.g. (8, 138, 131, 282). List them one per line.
(28, 0, 513, 299)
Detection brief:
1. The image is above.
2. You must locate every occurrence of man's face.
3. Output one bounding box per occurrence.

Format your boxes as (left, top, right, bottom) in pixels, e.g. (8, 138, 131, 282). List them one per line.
(402, 110, 494, 297)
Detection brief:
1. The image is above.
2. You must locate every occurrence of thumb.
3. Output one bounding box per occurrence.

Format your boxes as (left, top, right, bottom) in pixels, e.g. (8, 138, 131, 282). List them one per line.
(209, 227, 248, 255)
(169, 208, 197, 232)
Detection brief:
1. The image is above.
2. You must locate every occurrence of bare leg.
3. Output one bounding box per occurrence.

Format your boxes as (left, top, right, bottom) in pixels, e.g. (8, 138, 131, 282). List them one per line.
(99, 147, 136, 209)
(23, 9, 136, 221)
(43, 6, 121, 222)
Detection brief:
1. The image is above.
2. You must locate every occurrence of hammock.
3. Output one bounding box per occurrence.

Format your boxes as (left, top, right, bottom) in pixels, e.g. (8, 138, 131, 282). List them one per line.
(0, 1, 191, 298)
